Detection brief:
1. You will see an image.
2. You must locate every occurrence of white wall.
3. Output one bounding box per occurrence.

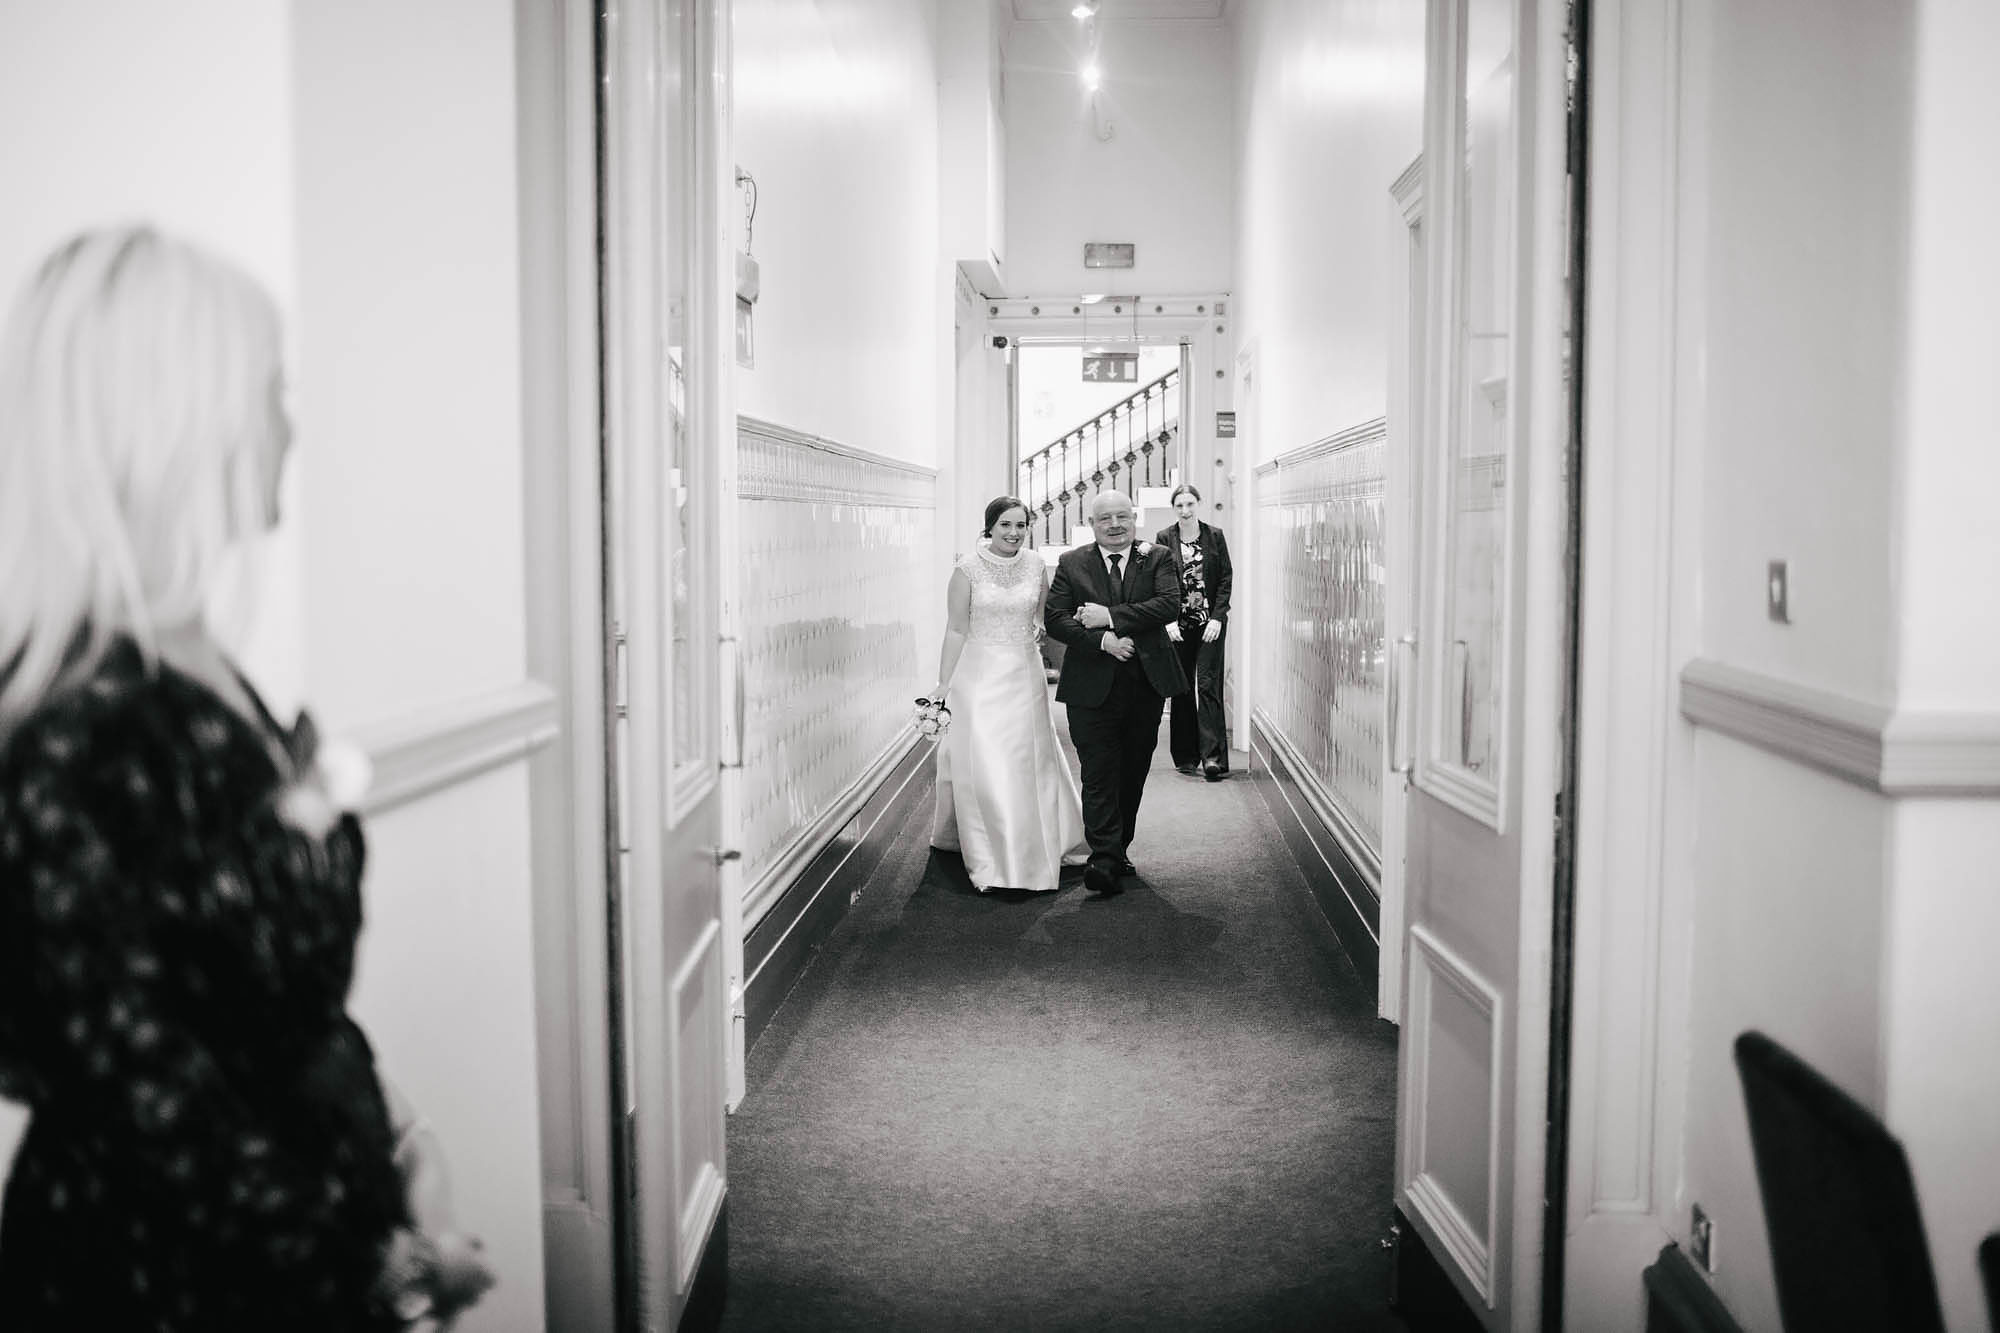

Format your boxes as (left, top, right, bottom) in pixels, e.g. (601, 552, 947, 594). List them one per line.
(1678, 741, 1892, 1331)
(1230, 0, 1425, 461)
(1004, 16, 1236, 298)
(0, 5, 551, 1327)
(732, 0, 943, 466)
(1668, 8, 1916, 1325)
(1894, 0, 2000, 711)
(939, 0, 1007, 288)
(1884, 801, 2000, 1329)
(1659, 2, 2000, 1330)
(0, 0, 305, 710)
(1695, 1, 1910, 705)
(291, 3, 546, 1328)
(1881, 2, 2000, 1325)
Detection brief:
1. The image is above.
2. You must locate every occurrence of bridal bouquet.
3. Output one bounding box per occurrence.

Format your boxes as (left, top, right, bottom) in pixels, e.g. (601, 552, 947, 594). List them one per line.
(913, 695, 953, 739)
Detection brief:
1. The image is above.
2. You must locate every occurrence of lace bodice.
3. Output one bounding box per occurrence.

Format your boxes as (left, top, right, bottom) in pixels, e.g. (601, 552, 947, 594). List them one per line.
(960, 547, 1046, 646)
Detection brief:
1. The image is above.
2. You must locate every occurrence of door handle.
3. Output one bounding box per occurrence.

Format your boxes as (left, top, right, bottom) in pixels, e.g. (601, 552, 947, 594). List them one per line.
(1388, 633, 1417, 776)
(733, 650, 745, 756)
(1453, 639, 1474, 770)
(611, 620, 629, 719)
(706, 847, 743, 867)
(722, 634, 745, 769)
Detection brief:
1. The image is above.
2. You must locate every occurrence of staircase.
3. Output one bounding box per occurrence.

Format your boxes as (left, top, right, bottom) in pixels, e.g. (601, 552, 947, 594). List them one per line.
(1016, 366, 1181, 548)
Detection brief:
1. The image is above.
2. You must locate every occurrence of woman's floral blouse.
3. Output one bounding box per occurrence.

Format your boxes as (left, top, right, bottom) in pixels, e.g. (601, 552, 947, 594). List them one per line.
(0, 637, 407, 1330)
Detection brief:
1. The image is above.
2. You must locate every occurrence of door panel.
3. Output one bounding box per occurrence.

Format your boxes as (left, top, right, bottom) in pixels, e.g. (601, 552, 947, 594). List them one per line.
(1398, 0, 1572, 1326)
(1404, 923, 1505, 1301)
(603, 0, 728, 1327)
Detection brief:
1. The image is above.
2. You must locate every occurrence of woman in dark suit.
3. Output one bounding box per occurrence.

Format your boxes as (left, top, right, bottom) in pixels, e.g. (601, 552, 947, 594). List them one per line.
(1157, 483, 1233, 780)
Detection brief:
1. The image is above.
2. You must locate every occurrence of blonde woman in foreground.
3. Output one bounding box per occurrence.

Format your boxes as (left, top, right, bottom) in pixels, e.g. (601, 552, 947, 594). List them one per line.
(0, 227, 490, 1330)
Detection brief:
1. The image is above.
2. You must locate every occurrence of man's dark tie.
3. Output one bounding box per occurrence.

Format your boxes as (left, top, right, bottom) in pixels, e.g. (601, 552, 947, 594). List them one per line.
(1107, 553, 1124, 604)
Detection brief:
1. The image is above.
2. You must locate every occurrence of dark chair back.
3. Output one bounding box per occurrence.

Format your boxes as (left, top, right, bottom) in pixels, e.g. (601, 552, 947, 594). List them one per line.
(1733, 1030, 1945, 1333)
(1980, 1231, 1999, 1332)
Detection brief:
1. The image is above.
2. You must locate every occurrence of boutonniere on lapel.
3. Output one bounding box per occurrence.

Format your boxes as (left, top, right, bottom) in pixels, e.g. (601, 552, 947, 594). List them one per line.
(1134, 541, 1154, 557)
(274, 711, 374, 838)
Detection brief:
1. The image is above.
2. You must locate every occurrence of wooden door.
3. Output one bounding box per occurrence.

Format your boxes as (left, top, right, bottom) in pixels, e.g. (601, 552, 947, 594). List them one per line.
(1395, 0, 1575, 1325)
(602, 0, 730, 1326)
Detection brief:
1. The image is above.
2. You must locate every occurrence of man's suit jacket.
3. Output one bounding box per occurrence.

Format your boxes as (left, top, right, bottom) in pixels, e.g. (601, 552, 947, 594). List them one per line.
(1155, 520, 1233, 625)
(1045, 543, 1190, 707)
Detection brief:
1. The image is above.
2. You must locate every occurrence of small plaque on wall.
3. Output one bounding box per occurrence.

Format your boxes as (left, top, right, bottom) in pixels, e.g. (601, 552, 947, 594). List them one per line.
(1216, 410, 1236, 438)
(1083, 242, 1136, 269)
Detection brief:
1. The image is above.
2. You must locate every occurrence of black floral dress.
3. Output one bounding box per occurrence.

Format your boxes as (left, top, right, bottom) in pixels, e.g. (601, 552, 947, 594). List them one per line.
(0, 638, 407, 1330)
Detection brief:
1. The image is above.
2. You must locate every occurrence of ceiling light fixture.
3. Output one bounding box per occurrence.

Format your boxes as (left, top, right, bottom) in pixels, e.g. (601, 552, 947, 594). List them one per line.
(1081, 62, 1102, 92)
(1071, 1, 1099, 19)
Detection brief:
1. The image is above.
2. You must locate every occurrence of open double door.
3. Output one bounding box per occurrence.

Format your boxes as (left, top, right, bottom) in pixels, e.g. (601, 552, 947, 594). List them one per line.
(1391, 0, 1583, 1328)
(546, 0, 1586, 1328)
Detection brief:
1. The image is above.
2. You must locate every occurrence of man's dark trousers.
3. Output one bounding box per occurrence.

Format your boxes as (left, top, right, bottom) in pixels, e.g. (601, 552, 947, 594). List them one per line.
(1069, 655, 1165, 869)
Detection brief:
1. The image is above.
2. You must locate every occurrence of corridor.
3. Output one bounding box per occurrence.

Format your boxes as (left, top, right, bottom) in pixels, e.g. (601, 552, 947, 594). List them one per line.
(721, 732, 1401, 1330)
(8, 1, 2000, 1330)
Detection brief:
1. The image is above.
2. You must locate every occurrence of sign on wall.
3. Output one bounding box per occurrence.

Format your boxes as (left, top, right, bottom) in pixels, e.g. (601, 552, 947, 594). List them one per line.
(1082, 351, 1138, 383)
(1216, 410, 1236, 438)
(1083, 241, 1136, 269)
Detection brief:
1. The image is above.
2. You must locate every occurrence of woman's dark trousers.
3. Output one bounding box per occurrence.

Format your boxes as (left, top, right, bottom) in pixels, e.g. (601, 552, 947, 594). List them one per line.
(1169, 623, 1228, 770)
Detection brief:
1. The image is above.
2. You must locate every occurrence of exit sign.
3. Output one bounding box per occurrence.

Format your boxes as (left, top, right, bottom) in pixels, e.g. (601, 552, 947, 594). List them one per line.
(1082, 351, 1138, 383)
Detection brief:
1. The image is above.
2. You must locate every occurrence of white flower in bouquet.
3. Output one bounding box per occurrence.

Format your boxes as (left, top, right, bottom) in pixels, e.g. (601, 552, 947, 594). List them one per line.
(913, 696, 952, 739)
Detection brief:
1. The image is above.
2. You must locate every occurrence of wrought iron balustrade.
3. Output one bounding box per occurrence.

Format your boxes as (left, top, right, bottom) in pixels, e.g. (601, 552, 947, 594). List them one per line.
(1016, 366, 1180, 546)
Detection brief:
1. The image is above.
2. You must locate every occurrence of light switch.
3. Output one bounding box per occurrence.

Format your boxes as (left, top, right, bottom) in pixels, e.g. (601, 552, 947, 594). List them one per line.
(1767, 560, 1789, 623)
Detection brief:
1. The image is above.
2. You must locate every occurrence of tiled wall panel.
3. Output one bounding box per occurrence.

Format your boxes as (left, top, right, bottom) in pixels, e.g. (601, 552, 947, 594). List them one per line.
(1251, 422, 1387, 859)
(737, 421, 936, 898)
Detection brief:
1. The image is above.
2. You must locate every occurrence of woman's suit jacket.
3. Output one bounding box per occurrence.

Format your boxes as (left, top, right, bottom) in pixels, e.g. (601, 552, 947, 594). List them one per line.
(1155, 520, 1233, 625)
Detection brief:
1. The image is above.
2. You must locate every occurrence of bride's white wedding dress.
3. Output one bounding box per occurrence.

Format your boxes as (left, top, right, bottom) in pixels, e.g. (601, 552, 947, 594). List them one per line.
(931, 545, 1089, 892)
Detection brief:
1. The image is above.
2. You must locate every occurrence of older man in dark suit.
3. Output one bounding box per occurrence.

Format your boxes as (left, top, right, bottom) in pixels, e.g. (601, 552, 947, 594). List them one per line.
(1045, 489, 1189, 895)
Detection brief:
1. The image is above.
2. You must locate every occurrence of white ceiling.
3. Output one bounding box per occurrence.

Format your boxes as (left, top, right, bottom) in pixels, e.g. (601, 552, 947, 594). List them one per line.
(1007, 0, 1228, 21)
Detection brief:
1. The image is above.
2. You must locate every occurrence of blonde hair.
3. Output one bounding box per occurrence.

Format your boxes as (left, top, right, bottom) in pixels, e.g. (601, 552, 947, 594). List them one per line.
(0, 226, 282, 737)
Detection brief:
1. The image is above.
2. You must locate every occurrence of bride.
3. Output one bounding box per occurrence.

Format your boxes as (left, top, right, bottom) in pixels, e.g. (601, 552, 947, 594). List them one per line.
(927, 496, 1089, 892)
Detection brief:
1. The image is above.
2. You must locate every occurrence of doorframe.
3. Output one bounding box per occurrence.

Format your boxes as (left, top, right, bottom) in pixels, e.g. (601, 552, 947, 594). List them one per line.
(1560, 0, 1702, 1325)
(986, 294, 1229, 540)
(710, 0, 749, 1119)
(1383, 154, 1425, 1027)
(520, 0, 621, 1327)
(1231, 337, 1256, 749)
(597, 0, 734, 1325)
(1394, 0, 1578, 1323)
(1540, 0, 1592, 1320)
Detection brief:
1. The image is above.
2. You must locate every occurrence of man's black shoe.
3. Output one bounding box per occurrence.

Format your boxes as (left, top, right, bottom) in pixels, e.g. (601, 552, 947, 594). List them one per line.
(1203, 760, 1224, 781)
(1084, 864, 1123, 895)
(1117, 857, 1137, 877)
(1176, 763, 1199, 776)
